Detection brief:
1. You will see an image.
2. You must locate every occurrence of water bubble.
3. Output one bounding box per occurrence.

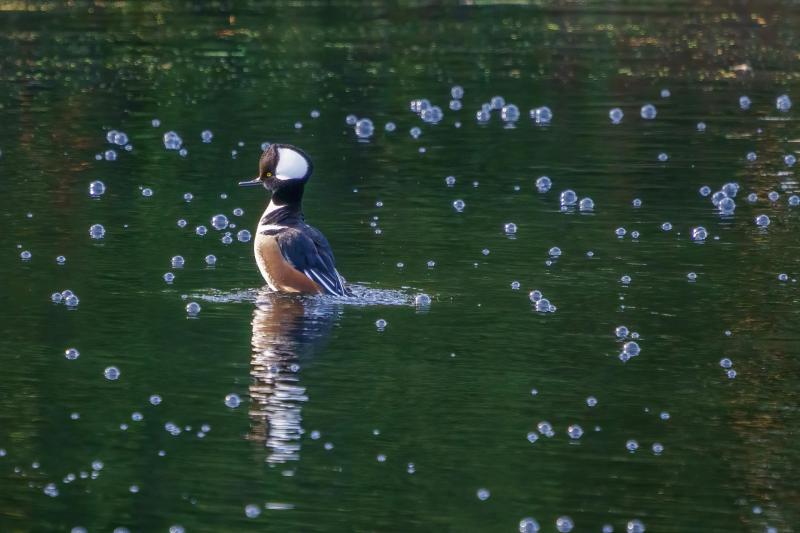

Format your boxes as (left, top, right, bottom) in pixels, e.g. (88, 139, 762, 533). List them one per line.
(476, 109, 490, 122)
(620, 275, 632, 285)
(345, 114, 358, 126)
(567, 424, 584, 439)
(177, 219, 187, 228)
(778, 273, 788, 282)
(739, 95, 752, 110)
(526, 431, 539, 444)
(579, 197, 594, 211)
(196, 225, 208, 236)
(487, 96, 505, 110)
(626, 439, 639, 452)
(776, 94, 792, 112)
(556, 516, 574, 533)
(409, 127, 421, 139)
(89, 223, 105, 239)
(183, 192, 193, 202)
(355, 118, 375, 138)
(476, 488, 491, 501)
(449, 99, 462, 111)
(535, 176, 552, 193)
(615, 326, 629, 338)
(511, 281, 521, 290)
(451, 85, 464, 99)
(519, 517, 540, 533)
(201, 130, 213, 143)
(722, 182, 739, 197)
(501, 104, 520, 122)
(104, 150, 117, 161)
(426, 260, 436, 268)
(20, 250, 31, 261)
(660, 411, 670, 420)
(548, 246, 562, 257)
(89, 180, 106, 197)
(661, 222, 672, 231)
(43, 483, 59, 497)
(746, 151, 757, 162)
(225, 393, 241, 408)
(529, 290, 543, 303)
(179, 148, 188, 156)
(104, 366, 120, 381)
(711, 191, 727, 207)
(640, 104, 657, 119)
(421, 106, 443, 124)
(623, 341, 640, 356)
(699, 186, 711, 197)
(615, 227, 626, 237)
(755, 214, 770, 227)
(586, 396, 598, 407)
(785, 154, 797, 167)
(691, 227, 708, 241)
(532, 106, 553, 124)
(687, 272, 697, 281)
(64, 347, 80, 360)
(171, 255, 185, 268)
(163, 131, 183, 150)
(657, 153, 668, 162)
(245, 504, 261, 518)
(375, 319, 387, 331)
(504, 222, 517, 234)
(789, 195, 799, 206)
(452, 199, 465, 212)
(445, 175, 456, 187)
(560, 189, 577, 206)
(718, 197, 736, 214)
(632, 198, 642, 208)
(696, 121, 706, 132)
(205, 254, 217, 266)
(768, 191, 779, 202)
(415, 294, 431, 306)
(537, 421, 554, 437)
(141, 188, 153, 197)
(149, 394, 162, 406)
(65, 294, 80, 307)
(536, 298, 553, 313)
(163, 272, 175, 283)
(237, 229, 251, 242)
(384, 122, 396, 132)
(211, 214, 229, 230)
(652, 443, 664, 455)
(627, 519, 646, 533)
(609, 107, 624, 124)
(186, 302, 201, 316)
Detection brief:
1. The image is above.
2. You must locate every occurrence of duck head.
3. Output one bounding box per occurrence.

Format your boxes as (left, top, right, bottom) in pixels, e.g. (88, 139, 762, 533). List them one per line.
(239, 144, 314, 205)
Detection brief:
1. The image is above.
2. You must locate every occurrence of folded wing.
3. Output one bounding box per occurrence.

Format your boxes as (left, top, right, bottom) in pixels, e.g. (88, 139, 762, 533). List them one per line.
(275, 228, 350, 297)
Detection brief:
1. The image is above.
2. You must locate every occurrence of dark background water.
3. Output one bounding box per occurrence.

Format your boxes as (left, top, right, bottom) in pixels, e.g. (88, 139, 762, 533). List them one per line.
(1, 1, 799, 531)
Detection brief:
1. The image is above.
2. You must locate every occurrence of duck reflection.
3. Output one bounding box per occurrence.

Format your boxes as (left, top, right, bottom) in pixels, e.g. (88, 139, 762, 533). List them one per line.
(247, 290, 338, 464)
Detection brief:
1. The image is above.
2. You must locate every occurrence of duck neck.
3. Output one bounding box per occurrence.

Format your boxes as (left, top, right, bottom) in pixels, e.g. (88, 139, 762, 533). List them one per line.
(260, 198, 303, 225)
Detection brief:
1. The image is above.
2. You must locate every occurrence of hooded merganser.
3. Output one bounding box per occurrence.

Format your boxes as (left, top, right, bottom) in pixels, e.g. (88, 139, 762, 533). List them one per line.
(239, 144, 351, 296)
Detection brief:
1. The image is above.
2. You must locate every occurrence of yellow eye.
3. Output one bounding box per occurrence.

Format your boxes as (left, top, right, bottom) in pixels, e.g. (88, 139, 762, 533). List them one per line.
(266, 172, 272, 177)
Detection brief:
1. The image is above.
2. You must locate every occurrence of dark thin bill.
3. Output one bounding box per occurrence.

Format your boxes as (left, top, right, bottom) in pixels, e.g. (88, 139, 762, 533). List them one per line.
(238, 178, 262, 187)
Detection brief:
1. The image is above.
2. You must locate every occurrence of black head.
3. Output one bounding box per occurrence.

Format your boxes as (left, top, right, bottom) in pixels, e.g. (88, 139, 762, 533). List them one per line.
(239, 144, 314, 206)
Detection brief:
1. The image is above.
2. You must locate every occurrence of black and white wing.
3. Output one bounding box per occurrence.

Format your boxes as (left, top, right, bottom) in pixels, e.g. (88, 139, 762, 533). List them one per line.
(275, 228, 350, 297)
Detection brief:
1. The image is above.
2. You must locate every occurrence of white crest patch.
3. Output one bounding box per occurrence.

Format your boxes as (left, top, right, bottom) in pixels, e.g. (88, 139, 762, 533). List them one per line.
(275, 148, 309, 181)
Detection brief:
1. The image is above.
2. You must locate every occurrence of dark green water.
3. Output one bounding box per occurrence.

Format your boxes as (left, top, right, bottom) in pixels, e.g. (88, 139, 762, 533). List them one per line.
(1, 2, 800, 532)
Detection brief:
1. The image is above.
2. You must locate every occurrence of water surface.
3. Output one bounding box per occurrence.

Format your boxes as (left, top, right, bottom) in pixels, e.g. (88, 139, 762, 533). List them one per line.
(1, 2, 799, 532)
